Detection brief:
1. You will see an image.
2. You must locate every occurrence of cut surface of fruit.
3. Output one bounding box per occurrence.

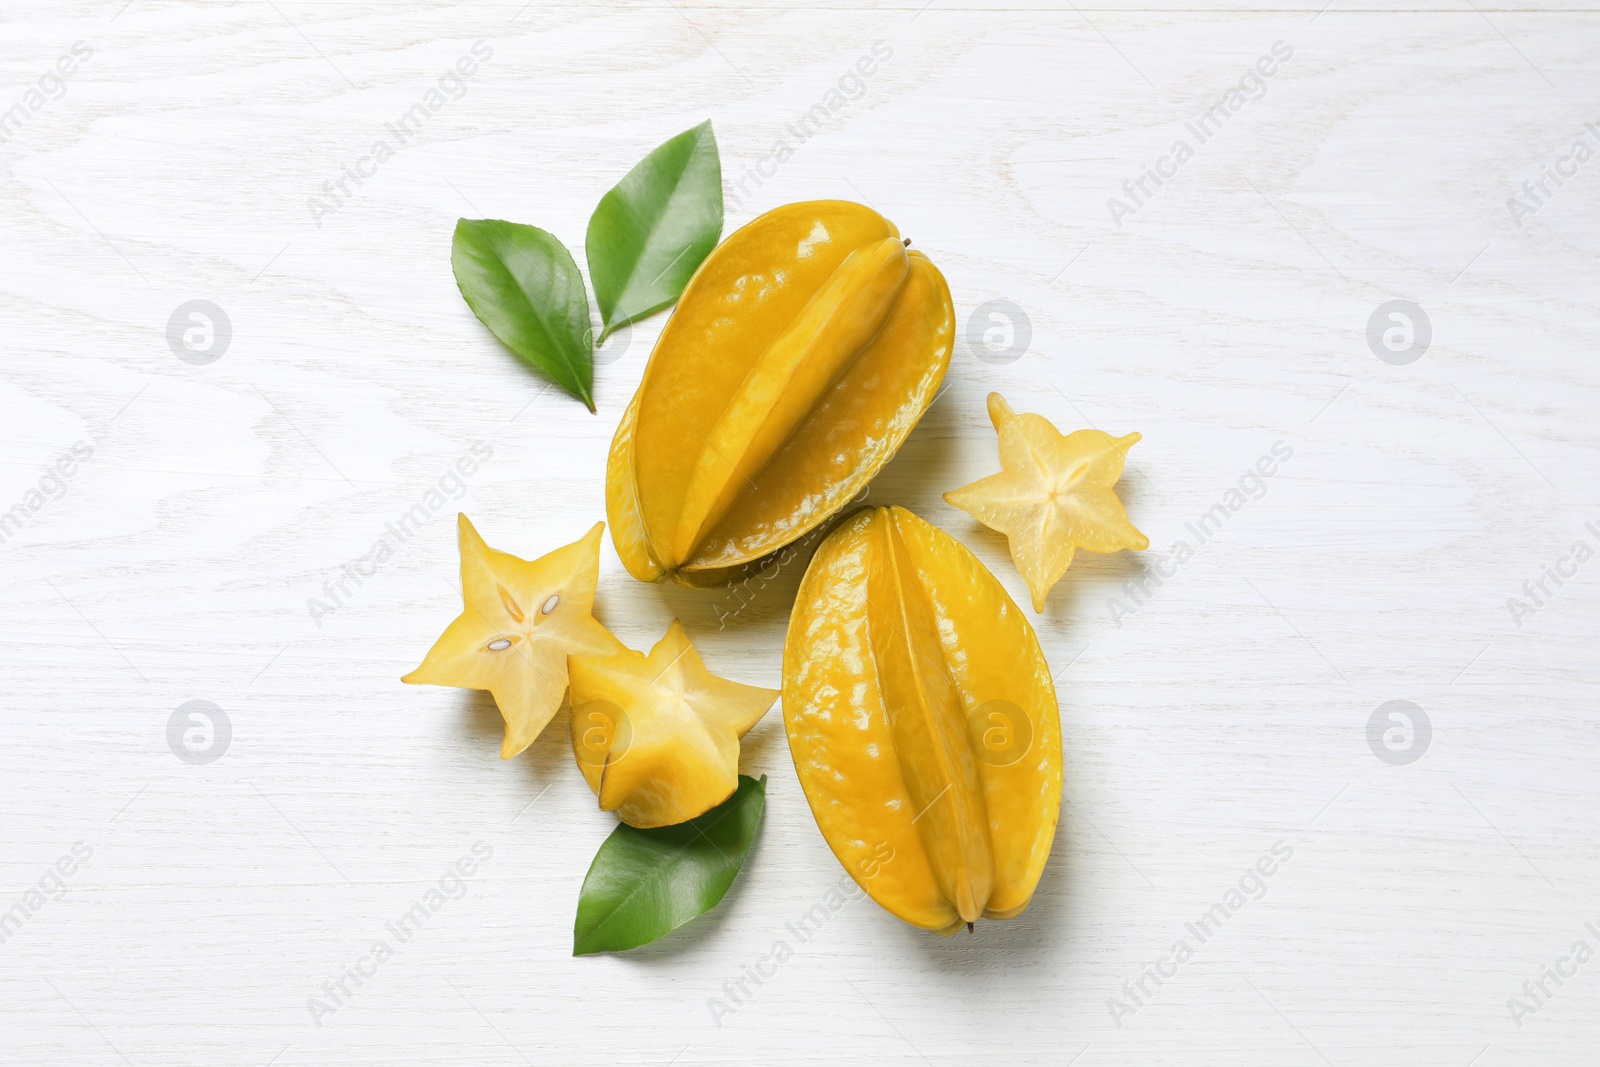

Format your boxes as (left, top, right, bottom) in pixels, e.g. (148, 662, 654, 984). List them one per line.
(945, 392, 1147, 611)
(402, 515, 624, 758)
(571, 619, 777, 828)
(607, 200, 953, 583)
(782, 506, 1062, 933)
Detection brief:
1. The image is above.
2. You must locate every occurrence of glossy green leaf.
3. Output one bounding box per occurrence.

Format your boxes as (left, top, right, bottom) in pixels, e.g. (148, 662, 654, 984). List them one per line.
(573, 774, 765, 955)
(452, 218, 595, 411)
(586, 120, 723, 342)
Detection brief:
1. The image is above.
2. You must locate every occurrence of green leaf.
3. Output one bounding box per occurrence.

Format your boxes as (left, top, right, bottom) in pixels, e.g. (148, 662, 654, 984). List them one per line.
(573, 774, 765, 955)
(586, 120, 723, 342)
(452, 218, 595, 411)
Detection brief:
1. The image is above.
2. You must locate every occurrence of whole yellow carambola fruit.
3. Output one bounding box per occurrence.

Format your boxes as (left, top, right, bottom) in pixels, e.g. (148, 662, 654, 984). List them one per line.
(783, 506, 1062, 933)
(607, 201, 954, 585)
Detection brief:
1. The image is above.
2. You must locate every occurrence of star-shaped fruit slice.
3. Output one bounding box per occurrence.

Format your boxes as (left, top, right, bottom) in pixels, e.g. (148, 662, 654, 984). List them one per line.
(944, 392, 1148, 612)
(569, 619, 777, 828)
(402, 515, 625, 758)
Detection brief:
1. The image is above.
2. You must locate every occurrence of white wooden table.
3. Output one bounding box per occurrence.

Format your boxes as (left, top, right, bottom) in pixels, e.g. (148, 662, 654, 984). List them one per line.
(3, 3, 1596, 1064)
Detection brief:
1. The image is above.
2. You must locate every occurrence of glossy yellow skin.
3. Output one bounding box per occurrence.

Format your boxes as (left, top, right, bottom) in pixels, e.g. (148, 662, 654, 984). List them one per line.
(570, 620, 777, 828)
(607, 201, 954, 584)
(402, 516, 625, 758)
(945, 393, 1147, 611)
(783, 506, 1062, 933)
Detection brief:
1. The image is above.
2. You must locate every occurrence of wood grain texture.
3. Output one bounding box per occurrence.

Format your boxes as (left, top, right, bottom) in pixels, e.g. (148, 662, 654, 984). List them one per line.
(2, 3, 1596, 1065)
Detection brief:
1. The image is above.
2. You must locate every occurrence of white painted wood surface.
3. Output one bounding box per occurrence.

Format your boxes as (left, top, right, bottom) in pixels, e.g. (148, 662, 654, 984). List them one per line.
(3, 3, 1597, 1064)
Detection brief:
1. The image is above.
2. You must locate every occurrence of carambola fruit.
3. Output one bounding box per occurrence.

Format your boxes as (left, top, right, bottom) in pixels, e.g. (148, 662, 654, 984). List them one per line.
(570, 620, 777, 828)
(606, 200, 955, 585)
(782, 506, 1062, 933)
(945, 392, 1147, 611)
(402, 516, 624, 758)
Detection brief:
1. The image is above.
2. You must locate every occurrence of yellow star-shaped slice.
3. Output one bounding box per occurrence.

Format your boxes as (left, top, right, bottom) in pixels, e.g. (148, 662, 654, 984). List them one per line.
(944, 392, 1148, 612)
(569, 619, 777, 828)
(402, 515, 625, 758)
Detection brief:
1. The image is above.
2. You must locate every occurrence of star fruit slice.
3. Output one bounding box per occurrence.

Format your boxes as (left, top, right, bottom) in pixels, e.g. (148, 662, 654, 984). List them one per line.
(402, 515, 625, 758)
(570, 619, 777, 828)
(944, 392, 1148, 612)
